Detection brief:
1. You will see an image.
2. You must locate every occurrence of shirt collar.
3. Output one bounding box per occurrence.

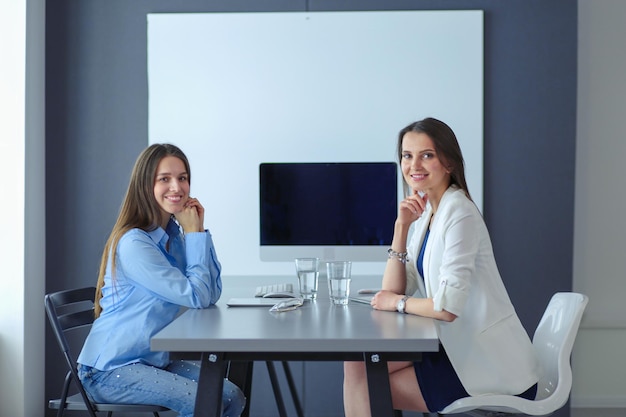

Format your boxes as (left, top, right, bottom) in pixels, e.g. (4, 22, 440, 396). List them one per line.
(147, 217, 180, 248)
(164, 217, 181, 238)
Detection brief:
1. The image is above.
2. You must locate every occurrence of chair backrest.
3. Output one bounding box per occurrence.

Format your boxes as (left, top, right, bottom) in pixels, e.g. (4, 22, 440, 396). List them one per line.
(45, 287, 99, 416)
(532, 292, 588, 405)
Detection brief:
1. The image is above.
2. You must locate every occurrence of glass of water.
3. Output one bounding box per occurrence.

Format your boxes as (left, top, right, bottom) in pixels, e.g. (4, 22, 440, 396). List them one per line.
(294, 257, 320, 300)
(326, 261, 352, 305)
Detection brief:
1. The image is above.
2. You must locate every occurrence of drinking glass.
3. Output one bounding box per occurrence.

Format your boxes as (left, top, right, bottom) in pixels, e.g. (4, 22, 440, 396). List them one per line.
(294, 257, 320, 300)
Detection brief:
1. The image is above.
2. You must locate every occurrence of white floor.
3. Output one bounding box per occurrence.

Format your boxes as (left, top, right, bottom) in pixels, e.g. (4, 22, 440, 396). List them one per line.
(571, 408, 626, 417)
(426, 410, 626, 416)
(415, 409, 626, 416)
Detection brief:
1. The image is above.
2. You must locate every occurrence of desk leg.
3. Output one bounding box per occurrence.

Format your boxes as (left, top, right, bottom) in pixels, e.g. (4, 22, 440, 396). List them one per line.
(364, 352, 394, 417)
(195, 352, 227, 417)
(281, 361, 305, 417)
(227, 361, 253, 417)
(266, 361, 289, 417)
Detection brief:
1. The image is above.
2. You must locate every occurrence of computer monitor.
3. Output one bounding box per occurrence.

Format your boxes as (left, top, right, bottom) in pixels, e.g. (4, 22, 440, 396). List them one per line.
(259, 162, 398, 262)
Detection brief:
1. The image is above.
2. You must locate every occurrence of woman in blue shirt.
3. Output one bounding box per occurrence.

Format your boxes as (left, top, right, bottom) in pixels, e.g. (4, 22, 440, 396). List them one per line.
(77, 144, 245, 417)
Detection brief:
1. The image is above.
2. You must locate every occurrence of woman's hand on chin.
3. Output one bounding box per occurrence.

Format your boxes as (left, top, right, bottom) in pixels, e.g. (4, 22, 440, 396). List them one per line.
(175, 197, 205, 232)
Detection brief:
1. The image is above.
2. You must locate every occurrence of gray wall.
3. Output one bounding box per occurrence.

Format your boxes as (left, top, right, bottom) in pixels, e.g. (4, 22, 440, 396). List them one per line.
(44, 1, 577, 416)
(572, 0, 626, 407)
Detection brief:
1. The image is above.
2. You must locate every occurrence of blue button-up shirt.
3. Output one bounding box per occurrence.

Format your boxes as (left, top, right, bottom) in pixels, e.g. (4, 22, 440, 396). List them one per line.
(78, 218, 222, 371)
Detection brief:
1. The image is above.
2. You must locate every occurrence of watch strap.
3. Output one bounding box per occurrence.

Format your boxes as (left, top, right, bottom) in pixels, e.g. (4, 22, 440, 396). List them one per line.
(397, 295, 410, 314)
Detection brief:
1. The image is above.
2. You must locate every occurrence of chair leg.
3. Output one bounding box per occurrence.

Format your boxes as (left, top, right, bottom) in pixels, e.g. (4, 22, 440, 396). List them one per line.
(57, 372, 72, 417)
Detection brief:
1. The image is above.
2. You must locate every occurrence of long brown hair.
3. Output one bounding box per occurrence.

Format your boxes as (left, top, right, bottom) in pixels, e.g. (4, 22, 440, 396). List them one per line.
(94, 144, 191, 317)
(396, 117, 472, 201)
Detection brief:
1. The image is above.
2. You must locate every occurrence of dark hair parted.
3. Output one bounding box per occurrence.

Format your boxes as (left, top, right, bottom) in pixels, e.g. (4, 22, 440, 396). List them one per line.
(396, 117, 472, 201)
(94, 144, 191, 317)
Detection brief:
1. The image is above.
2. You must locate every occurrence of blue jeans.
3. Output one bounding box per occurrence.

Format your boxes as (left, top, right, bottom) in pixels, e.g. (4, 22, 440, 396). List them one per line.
(78, 360, 246, 417)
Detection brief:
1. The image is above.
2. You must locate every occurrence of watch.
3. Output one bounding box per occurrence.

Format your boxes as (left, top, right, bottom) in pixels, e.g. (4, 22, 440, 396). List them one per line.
(396, 295, 409, 314)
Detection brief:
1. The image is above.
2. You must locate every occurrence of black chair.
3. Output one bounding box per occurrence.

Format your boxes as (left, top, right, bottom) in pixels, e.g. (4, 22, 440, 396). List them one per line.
(45, 286, 169, 417)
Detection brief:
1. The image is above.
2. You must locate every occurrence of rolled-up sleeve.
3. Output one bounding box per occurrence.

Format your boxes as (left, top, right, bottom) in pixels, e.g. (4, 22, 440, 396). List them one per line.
(431, 211, 477, 315)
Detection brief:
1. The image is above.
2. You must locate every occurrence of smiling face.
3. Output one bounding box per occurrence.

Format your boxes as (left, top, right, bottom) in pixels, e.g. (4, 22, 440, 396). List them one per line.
(153, 156, 190, 227)
(400, 131, 451, 202)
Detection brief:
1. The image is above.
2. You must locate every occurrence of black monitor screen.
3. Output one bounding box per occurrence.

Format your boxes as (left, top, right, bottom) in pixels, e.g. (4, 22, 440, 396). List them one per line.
(260, 162, 397, 246)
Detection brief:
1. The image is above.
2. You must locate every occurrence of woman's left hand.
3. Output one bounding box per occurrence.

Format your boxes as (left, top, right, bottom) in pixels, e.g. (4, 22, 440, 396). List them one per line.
(370, 290, 403, 311)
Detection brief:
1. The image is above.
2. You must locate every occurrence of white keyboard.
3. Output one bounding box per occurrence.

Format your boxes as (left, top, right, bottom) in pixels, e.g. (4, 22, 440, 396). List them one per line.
(254, 283, 294, 297)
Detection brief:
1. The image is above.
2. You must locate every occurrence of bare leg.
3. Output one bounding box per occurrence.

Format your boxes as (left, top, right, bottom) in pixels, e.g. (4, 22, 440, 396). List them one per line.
(344, 361, 372, 417)
(343, 361, 428, 417)
(387, 361, 428, 412)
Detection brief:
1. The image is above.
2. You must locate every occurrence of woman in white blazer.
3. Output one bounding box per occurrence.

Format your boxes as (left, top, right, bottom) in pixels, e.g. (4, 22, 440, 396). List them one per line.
(343, 118, 540, 415)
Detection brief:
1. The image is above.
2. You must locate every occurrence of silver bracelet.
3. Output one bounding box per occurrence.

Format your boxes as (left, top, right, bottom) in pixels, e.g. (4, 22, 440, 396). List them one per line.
(387, 248, 409, 264)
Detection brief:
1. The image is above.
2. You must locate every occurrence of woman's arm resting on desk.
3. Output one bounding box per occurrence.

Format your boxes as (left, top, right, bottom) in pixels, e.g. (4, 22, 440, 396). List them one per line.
(371, 290, 457, 322)
(381, 194, 428, 294)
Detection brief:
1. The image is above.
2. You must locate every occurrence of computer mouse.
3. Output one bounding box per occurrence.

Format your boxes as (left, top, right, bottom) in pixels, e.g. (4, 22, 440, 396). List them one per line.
(262, 291, 297, 298)
(269, 297, 304, 312)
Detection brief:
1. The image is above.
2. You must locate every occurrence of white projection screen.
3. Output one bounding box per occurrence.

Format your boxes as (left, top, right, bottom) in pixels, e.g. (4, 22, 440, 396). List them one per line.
(147, 11, 484, 276)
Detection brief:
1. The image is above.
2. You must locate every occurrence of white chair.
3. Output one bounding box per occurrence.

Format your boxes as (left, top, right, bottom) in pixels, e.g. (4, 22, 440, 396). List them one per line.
(439, 292, 588, 417)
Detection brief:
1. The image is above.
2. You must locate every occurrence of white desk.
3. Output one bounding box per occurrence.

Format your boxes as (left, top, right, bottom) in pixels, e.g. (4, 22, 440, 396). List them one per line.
(151, 276, 438, 417)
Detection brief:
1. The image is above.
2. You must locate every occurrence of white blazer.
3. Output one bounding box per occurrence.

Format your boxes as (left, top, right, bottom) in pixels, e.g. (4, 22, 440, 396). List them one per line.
(406, 186, 540, 396)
